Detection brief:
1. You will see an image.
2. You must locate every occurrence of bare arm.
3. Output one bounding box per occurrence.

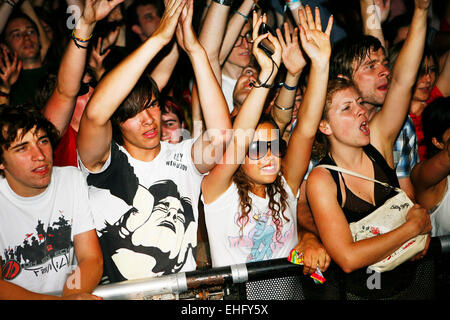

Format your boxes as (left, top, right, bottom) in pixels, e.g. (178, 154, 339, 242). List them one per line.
(360, 0, 390, 48)
(0, 0, 15, 34)
(282, 6, 333, 195)
(198, 1, 231, 83)
(43, 0, 124, 135)
(411, 139, 450, 209)
(306, 167, 431, 273)
(77, 0, 185, 171)
(370, 0, 430, 158)
(61, 230, 103, 298)
(150, 41, 180, 92)
(271, 23, 306, 135)
(0, 230, 103, 300)
(435, 49, 450, 97)
(176, 0, 232, 174)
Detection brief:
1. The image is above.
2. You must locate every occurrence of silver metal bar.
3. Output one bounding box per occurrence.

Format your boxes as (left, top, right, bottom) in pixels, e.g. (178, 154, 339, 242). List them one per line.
(92, 272, 187, 300)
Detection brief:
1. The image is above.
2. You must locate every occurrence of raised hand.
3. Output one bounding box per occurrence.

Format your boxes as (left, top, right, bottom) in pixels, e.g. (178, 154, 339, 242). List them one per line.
(251, 11, 282, 84)
(276, 22, 306, 77)
(175, 0, 200, 54)
(298, 6, 333, 65)
(0, 47, 22, 94)
(152, 0, 187, 44)
(82, 0, 125, 26)
(88, 37, 111, 81)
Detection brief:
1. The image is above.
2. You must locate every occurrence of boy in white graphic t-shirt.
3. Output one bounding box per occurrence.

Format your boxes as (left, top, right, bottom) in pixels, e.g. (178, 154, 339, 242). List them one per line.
(0, 106, 102, 300)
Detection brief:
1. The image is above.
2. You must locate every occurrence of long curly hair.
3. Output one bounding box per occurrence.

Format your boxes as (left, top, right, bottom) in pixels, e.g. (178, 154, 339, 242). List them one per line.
(232, 114, 290, 241)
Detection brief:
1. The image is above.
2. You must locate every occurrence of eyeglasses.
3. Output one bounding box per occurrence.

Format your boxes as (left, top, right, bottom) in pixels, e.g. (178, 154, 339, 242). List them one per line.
(234, 31, 253, 47)
(247, 139, 287, 160)
(77, 79, 97, 97)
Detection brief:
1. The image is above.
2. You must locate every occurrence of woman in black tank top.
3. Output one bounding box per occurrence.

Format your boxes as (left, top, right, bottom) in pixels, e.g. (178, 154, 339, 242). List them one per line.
(306, 77, 432, 299)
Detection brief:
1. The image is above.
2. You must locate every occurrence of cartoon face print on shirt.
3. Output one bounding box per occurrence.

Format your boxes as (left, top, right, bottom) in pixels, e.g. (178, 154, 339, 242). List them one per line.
(98, 180, 197, 280)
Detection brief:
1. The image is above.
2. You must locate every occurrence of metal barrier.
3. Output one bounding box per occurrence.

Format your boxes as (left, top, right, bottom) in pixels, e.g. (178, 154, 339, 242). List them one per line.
(92, 235, 450, 300)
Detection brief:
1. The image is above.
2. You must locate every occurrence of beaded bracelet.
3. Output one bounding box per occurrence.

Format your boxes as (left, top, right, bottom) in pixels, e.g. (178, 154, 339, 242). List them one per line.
(274, 102, 294, 111)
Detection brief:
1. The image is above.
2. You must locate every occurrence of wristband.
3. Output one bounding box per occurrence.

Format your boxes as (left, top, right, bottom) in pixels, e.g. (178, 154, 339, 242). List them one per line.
(211, 0, 233, 6)
(274, 102, 293, 111)
(282, 82, 297, 91)
(72, 29, 93, 43)
(235, 10, 248, 21)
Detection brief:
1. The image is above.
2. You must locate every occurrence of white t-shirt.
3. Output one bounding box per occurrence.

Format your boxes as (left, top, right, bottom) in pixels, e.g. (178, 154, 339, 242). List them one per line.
(0, 167, 95, 294)
(430, 176, 450, 237)
(78, 139, 204, 283)
(203, 176, 298, 268)
(221, 74, 237, 114)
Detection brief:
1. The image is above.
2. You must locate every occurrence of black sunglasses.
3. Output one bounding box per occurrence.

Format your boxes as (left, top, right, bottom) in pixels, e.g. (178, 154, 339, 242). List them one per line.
(247, 139, 287, 160)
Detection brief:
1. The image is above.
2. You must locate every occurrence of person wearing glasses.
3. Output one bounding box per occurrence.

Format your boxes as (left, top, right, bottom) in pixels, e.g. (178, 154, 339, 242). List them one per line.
(201, 7, 332, 281)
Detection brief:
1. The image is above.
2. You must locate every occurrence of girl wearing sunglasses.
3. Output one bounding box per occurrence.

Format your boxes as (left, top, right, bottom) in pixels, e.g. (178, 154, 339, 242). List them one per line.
(201, 8, 332, 277)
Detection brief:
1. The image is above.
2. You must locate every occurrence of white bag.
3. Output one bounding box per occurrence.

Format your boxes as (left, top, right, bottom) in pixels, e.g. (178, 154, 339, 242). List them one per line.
(318, 165, 428, 273)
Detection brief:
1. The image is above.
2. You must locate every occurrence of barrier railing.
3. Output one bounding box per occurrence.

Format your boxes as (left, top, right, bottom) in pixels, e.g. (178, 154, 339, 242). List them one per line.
(91, 235, 450, 300)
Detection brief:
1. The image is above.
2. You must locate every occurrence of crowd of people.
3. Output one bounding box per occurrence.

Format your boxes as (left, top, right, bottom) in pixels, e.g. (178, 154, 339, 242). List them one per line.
(0, 0, 448, 300)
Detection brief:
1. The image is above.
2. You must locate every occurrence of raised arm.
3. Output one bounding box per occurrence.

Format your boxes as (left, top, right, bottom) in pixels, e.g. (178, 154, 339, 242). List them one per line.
(0, 0, 15, 34)
(360, 0, 390, 48)
(282, 6, 332, 195)
(201, 12, 282, 203)
(43, 0, 124, 136)
(77, 0, 185, 171)
(198, 0, 231, 82)
(435, 49, 450, 97)
(176, 0, 232, 173)
(370, 0, 430, 157)
(271, 22, 306, 135)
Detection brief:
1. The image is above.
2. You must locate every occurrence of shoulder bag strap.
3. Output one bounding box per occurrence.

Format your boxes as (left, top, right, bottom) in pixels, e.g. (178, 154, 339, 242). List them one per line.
(316, 164, 401, 192)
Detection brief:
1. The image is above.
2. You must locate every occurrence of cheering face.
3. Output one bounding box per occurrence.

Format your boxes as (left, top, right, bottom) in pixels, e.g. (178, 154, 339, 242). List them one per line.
(0, 127, 53, 197)
(321, 87, 371, 148)
(242, 122, 284, 186)
(352, 48, 390, 106)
